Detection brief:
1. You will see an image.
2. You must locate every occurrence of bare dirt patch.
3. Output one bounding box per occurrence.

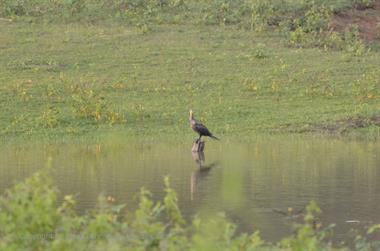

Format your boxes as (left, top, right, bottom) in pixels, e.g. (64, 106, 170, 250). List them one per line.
(330, 0, 380, 41)
(315, 115, 380, 134)
(290, 115, 380, 135)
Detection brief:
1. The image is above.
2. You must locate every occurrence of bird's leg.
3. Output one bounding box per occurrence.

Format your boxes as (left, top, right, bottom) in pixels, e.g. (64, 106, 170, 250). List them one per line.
(197, 135, 202, 143)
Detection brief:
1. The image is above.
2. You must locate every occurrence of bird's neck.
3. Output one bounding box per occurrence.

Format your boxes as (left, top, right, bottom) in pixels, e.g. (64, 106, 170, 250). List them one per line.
(189, 117, 196, 125)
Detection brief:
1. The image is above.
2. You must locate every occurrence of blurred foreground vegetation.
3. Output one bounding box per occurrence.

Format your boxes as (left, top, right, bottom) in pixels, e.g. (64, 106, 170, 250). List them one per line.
(0, 0, 379, 140)
(0, 171, 380, 251)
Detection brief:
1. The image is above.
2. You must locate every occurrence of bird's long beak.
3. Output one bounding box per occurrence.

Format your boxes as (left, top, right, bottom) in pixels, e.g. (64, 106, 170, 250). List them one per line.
(189, 109, 193, 119)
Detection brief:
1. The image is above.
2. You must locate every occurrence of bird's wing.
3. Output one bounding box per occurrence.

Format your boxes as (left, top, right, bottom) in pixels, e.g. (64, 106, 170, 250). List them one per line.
(194, 123, 212, 136)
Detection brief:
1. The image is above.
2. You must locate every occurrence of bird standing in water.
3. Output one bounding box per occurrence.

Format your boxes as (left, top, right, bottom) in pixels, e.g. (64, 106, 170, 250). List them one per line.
(189, 110, 219, 143)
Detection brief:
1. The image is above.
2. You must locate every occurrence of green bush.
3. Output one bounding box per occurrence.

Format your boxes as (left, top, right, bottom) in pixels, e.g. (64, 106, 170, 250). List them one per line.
(200, 0, 250, 25)
(250, 0, 277, 32)
(1, 171, 380, 250)
(285, 4, 332, 48)
(0, 172, 60, 251)
(122, 0, 187, 24)
(252, 43, 269, 59)
(343, 25, 367, 56)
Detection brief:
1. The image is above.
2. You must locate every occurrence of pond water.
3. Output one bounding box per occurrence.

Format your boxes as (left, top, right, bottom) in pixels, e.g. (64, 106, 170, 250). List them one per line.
(0, 136, 380, 241)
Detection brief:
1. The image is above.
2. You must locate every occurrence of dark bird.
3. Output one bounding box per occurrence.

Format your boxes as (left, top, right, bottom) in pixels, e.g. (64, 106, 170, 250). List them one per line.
(189, 110, 219, 142)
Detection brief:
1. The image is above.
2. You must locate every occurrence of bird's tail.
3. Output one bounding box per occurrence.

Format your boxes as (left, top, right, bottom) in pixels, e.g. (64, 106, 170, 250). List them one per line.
(210, 135, 220, 140)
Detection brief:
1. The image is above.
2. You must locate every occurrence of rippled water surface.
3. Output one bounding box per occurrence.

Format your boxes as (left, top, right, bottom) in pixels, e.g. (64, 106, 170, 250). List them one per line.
(1, 137, 380, 241)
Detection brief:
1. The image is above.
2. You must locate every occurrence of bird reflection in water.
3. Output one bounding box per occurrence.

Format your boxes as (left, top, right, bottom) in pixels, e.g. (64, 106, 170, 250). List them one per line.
(190, 151, 219, 200)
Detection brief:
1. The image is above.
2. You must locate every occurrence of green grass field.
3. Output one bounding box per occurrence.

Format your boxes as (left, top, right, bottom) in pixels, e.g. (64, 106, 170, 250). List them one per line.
(0, 0, 379, 141)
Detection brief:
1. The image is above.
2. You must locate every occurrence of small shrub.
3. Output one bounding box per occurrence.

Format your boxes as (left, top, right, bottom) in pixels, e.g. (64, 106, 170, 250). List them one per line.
(201, 0, 249, 25)
(352, 71, 380, 100)
(301, 5, 331, 34)
(286, 4, 332, 48)
(122, 0, 186, 25)
(136, 22, 151, 34)
(242, 78, 261, 95)
(250, 0, 277, 32)
(289, 27, 310, 47)
(343, 25, 367, 56)
(39, 106, 60, 128)
(324, 31, 345, 50)
(71, 86, 106, 121)
(252, 43, 268, 59)
(65, 0, 86, 16)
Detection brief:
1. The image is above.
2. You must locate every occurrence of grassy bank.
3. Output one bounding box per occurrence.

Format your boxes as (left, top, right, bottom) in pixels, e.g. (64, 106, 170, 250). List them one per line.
(1, 171, 379, 251)
(0, 0, 379, 141)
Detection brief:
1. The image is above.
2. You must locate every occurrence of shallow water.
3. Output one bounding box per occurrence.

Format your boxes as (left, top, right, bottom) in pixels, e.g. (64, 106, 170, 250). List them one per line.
(1, 136, 380, 241)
